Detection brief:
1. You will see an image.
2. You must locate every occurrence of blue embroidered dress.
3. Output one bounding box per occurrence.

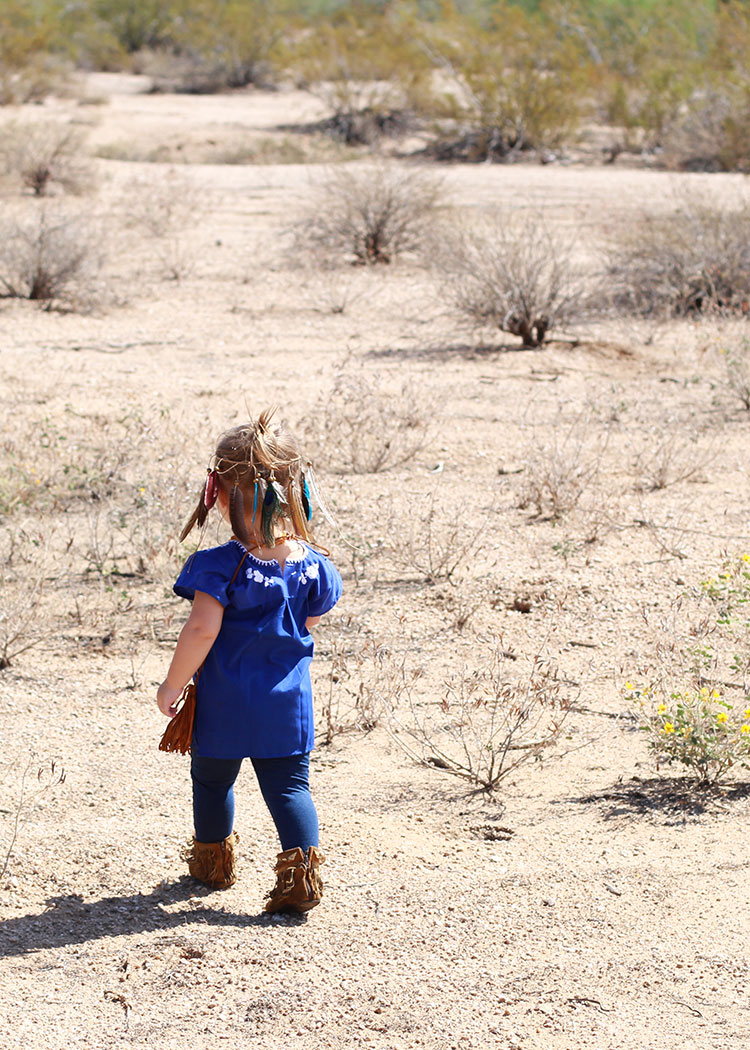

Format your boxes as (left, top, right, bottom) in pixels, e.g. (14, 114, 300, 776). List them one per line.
(174, 540, 342, 759)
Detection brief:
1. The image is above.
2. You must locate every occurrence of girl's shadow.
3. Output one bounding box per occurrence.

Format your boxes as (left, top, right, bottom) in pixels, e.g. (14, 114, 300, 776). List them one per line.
(0, 878, 304, 957)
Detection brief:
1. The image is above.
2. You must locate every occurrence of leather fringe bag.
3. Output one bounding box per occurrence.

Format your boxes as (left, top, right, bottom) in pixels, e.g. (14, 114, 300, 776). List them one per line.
(158, 549, 248, 756)
(158, 678, 199, 755)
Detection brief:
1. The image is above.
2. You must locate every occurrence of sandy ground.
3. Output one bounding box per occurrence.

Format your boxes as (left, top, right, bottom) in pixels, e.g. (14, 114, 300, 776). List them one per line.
(0, 76, 749, 1050)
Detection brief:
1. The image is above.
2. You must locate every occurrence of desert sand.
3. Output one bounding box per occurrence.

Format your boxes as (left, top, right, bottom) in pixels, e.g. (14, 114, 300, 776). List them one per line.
(0, 75, 748, 1050)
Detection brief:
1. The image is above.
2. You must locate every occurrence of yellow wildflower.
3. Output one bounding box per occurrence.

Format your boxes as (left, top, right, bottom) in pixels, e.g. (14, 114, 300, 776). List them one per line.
(625, 682, 634, 691)
(742, 725, 750, 736)
(743, 553, 750, 563)
(657, 704, 667, 714)
(711, 690, 721, 699)
(717, 712, 728, 725)
(700, 687, 709, 698)
(662, 723, 675, 734)
(744, 708, 750, 718)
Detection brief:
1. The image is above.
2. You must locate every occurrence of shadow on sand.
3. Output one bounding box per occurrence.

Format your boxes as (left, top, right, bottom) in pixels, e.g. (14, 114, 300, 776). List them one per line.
(0, 877, 304, 957)
(564, 776, 750, 823)
(366, 342, 532, 362)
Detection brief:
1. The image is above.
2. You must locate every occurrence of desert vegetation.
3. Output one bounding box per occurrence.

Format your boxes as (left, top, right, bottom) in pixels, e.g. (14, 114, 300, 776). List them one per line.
(1, 5, 750, 1049)
(4, 1, 750, 170)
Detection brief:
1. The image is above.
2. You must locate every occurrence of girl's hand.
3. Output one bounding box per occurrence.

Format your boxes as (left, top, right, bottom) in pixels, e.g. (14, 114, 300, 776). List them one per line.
(157, 680, 183, 718)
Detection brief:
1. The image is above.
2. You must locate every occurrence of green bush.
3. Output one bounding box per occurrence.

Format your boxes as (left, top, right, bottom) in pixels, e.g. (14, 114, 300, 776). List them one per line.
(289, 1, 431, 144)
(422, 3, 588, 161)
(628, 682, 750, 786)
(163, 0, 281, 91)
(0, 1, 68, 103)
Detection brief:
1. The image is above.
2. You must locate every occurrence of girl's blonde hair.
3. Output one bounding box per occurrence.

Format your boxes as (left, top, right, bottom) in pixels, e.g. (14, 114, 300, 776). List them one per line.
(180, 408, 313, 549)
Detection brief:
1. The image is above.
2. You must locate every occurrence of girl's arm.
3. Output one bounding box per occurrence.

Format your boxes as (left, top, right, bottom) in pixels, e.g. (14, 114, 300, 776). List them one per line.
(156, 591, 225, 717)
(306, 616, 322, 629)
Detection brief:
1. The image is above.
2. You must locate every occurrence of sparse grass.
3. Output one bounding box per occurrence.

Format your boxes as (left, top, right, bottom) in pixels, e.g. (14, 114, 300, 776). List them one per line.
(299, 357, 433, 474)
(119, 168, 204, 238)
(390, 492, 487, 586)
(0, 756, 65, 881)
(294, 165, 445, 266)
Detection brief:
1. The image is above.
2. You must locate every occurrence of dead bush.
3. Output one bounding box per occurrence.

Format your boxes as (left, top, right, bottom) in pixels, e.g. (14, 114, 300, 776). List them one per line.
(438, 212, 584, 347)
(119, 168, 204, 237)
(519, 414, 604, 521)
(0, 206, 105, 310)
(0, 122, 91, 197)
(382, 637, 571, 791)
(299, 358, 433, 474)
(0, 528, 50, 669)
(390, 491, 489, 585)
(721, 340, 750, 411)
(313, 623, 383, 744)
(1, 756, 65, 881)
(664, 86, 750, 173)
(630, 433, 710, 492)
(606, 196, 750, 318)
(294, 165, 444, 266)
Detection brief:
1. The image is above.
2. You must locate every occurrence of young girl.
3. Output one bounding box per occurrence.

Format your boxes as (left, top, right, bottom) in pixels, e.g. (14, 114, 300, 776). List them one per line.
(156, 410, 341, 914)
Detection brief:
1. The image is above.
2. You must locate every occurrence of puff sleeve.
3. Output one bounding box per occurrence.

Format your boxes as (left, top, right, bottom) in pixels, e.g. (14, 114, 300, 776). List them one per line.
(305, 556, 343, 618)
(174, 547, 240, 607)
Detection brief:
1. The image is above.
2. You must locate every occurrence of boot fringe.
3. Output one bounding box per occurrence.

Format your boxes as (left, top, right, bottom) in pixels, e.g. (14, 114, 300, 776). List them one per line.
(181, 831, 239, 889)
(264, 845, 325, 914)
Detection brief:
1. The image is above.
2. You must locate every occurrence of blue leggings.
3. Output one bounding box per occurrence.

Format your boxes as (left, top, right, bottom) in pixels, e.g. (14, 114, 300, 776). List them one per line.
(190, 752, 319, 851)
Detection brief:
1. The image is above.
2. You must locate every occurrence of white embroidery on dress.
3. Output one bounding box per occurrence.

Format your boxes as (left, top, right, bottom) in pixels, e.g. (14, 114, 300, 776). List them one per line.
(299, 562, 320, 585)
(246, 566, 281, 587)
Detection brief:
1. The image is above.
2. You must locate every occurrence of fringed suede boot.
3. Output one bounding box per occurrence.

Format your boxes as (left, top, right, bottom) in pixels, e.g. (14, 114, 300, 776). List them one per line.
(264, 846, 324, 914)
(181, 831, 239, 889)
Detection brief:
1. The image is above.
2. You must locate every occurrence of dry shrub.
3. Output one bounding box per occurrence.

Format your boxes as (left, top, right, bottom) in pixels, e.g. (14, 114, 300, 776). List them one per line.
(117, 168, 205, 282)
(127, 0, 278, 94)
(0, 122, 91, 197)
(299, 359, 432, 475)
(119, 168, 204, 237)
(721, 340, 750, 411)
(1, 756, 65, 881)
(437, 212, 584, 347)
(0, 408, 195, 588)
(663, 87, 750, 172)
(0, 528, 51, 669)
(630, 433, 709, 492)
(294, 165, 444, 266)
(382, 638, 570, 791)
(313, 622, 383, 744)
(301, 268, 372, 316)
(0, 1, 67, 105)
(606, 195, 750, 318)
(519, 414, 604, 521)
(389, 492, 489, 585)
(0, 206, 105, 310)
